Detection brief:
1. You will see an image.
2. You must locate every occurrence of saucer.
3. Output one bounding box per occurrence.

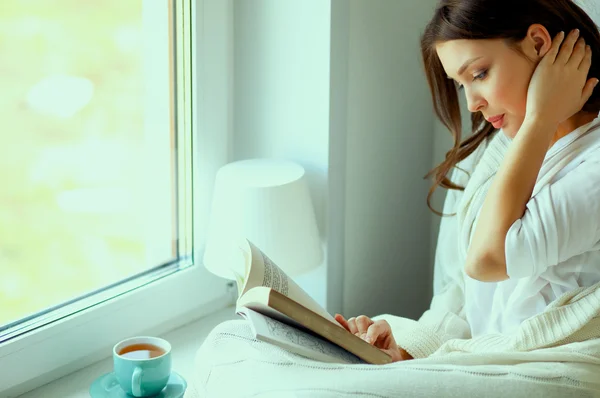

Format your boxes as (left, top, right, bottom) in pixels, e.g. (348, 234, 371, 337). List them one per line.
(89, 371, 187, 397)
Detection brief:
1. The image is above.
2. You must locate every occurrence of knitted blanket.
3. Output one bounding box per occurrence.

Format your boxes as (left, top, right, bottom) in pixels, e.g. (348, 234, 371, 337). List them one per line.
(194, 282, 600, 396)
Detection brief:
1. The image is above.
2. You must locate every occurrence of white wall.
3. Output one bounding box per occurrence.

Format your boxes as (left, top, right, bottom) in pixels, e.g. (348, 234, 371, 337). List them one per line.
(233, 0, 440, 319)
(232, 0, 331, 307)
(232, 0, 331, 237)
(327, 0, 350, 314)
(335, 0, 438, 319)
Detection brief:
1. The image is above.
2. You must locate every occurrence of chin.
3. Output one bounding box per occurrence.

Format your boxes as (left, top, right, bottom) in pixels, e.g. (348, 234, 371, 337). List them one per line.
(501, 117, 520, 138)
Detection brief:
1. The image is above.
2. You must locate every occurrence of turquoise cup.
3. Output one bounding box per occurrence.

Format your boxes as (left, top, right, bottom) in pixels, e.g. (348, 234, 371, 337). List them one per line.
(113, 336, 172, 397)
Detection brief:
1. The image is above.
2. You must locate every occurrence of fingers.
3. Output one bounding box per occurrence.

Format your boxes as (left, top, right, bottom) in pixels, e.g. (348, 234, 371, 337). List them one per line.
(339, 316, 359, 335)
(365, 320, 389, 344)
(556, 29, 580, 65)
(569, 38, 587, 67)
(347, 317, 358, 334)
(578, 42, 596, 108)
(334, 314, 351, 331)
(355, 315, 373, 336)
(579, 44, 593, 71)
(580, 78, 600, 108)
(336, 314, 374, 336)
(547, 31, 565, 63)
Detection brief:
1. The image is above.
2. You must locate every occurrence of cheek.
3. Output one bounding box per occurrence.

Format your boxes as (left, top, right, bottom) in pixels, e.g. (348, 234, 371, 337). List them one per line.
(510, 81, 529, 116)
(488, 64, 531, 137)
(509, 69, 534, 135)
(490, 71, 528, 114)
(501, 87, 527, 136)
(509, 62, 535, 113)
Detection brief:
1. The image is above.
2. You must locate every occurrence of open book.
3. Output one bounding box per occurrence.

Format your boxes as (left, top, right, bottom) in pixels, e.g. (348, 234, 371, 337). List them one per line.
(205, 238, 392, 365)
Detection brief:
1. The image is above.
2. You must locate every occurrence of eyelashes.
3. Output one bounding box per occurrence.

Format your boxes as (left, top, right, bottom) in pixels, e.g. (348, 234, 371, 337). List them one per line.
(456, 69, 488, 91)
(474, 69, 488, 81)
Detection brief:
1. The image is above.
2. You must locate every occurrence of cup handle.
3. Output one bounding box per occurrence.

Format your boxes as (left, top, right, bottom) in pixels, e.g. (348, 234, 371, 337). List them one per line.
(132, 366, 143, 397)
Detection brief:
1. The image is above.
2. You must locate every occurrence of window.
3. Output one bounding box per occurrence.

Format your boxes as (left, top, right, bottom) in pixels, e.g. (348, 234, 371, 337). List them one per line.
(0, 1, 232, 395)
(0, 0, 185, 339)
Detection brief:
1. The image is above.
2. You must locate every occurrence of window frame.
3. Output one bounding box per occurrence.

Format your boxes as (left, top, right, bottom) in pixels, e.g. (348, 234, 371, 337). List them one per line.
(0, 0, 234, 395)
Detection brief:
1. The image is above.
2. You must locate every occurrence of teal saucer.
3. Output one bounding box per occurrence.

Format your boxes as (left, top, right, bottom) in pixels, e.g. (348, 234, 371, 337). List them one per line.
(89, 371, 187, 397)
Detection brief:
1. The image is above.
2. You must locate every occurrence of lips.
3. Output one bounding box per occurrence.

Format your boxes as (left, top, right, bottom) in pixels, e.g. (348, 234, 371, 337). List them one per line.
(487, 114, 505, 129)
(487, 114, 504, 123)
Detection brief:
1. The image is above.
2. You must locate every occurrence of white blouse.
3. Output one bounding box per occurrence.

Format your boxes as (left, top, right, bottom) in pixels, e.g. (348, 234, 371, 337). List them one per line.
(454, 113, 600, 337)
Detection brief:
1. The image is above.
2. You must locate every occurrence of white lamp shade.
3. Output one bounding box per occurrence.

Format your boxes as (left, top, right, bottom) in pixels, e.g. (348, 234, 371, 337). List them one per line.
(203, 159, 322, 279)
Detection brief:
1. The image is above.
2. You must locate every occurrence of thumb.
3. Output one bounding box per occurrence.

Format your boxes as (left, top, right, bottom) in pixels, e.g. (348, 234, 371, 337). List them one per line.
(581, 78, 599, 107)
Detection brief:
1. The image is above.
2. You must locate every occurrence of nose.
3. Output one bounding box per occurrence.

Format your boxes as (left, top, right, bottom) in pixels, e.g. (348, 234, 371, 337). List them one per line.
(465, 88, 486, 113)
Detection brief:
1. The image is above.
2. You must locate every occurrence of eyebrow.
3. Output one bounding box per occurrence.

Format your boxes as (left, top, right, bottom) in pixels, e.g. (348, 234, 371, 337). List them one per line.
(447, 56, 484, 80)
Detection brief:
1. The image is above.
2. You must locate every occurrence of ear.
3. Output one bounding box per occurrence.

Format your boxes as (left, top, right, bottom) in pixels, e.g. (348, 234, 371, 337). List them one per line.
(521, 24, 553, 59)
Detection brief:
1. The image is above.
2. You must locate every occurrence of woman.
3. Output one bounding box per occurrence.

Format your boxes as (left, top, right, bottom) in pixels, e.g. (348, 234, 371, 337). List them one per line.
(196, 1, 600, 396)
(336, 0, 600, 363)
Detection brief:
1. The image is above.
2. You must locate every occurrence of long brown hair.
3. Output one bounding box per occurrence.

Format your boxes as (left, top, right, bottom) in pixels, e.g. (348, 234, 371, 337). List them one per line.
(422, 0, 600, 215)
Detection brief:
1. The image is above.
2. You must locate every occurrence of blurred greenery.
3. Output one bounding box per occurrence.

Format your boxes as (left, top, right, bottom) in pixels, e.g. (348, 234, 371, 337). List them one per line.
(0, 1, 168, 326)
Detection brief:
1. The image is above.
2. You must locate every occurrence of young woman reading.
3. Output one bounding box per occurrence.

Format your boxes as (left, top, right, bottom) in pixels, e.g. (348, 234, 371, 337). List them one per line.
(196, 2, 600, 396)
(336, 0, 600, 363)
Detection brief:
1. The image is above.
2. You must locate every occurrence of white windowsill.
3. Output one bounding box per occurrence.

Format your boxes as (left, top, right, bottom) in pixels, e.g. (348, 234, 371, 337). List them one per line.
(18, 306, 237, 398)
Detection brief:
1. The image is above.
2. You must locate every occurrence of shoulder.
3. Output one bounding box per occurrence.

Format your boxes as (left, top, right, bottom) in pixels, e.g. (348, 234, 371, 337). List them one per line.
(550, 128, 600, 186)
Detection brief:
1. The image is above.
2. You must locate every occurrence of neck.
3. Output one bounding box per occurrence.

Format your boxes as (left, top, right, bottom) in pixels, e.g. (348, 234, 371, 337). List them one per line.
(549, 111, 598, 148)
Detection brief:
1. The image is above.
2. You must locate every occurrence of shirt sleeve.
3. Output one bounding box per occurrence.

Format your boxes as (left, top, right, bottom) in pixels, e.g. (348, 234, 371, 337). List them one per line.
(505, 154, 600, 279)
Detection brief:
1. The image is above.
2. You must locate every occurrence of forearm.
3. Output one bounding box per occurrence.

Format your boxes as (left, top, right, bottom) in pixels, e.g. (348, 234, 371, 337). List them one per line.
(465, 118, 557, 281)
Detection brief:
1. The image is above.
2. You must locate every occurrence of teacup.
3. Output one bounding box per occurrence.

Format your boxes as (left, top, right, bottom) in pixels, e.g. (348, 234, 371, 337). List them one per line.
(113, 336, 172, 397)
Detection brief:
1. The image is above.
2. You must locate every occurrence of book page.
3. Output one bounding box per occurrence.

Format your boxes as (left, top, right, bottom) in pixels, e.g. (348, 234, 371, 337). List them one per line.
(238, 239, 340, 326)
(237, 289, 392, 365)
(240, 308, 363, 364)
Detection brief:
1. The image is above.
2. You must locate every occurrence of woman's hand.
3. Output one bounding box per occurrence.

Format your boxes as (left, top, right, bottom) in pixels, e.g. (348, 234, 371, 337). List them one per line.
(334, 313, 412, 362)
(525, 29, 598, 128)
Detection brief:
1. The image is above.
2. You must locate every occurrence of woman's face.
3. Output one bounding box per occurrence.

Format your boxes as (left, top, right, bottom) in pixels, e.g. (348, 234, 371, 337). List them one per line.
(436, 38, 536, 137)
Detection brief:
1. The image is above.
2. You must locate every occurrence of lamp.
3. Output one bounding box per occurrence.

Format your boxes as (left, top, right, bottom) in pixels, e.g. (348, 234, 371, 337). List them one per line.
(203, 158, 323, 280)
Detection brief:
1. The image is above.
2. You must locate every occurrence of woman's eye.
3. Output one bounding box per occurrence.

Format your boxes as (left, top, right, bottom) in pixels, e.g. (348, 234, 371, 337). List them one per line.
(473, 70, 488, 81)
(455, 70, 487, 91)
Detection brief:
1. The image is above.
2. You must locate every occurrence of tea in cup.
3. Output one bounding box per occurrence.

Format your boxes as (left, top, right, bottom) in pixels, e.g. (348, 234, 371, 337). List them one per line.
(113, 336, 172, 397)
